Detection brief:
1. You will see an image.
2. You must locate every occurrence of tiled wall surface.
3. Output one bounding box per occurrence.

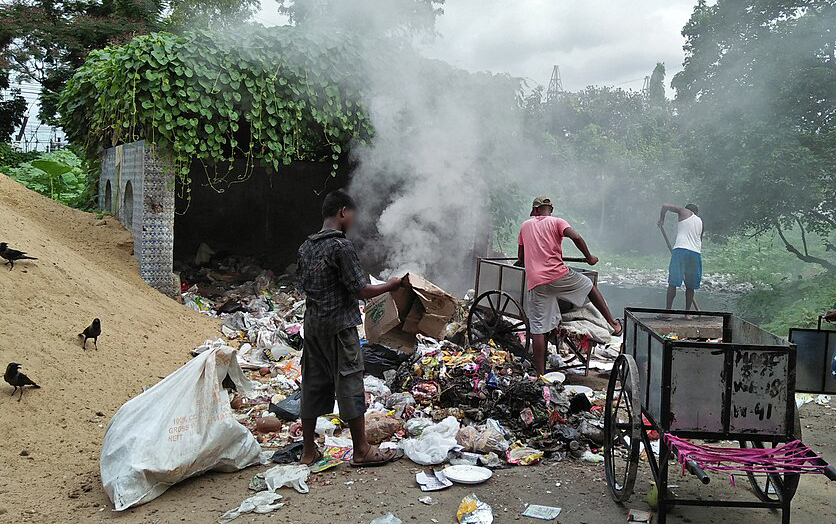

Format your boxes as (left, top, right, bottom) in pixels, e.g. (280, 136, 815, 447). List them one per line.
(100, 141, 178, 296)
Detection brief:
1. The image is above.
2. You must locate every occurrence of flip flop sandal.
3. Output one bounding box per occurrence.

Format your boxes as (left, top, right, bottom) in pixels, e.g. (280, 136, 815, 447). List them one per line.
(611, 319, 624, 337)
(350, 446, 396, 468)
(300, 448, 323, 466)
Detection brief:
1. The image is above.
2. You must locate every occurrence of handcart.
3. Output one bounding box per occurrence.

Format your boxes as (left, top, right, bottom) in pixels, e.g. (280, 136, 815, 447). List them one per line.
(467, 257, 598, 374)
(605, 308, 835, 523)
(788, 315, 836, 395)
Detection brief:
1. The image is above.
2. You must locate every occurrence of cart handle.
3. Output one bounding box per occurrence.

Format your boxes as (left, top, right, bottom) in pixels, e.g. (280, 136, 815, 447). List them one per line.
(686, 459, 711, 485)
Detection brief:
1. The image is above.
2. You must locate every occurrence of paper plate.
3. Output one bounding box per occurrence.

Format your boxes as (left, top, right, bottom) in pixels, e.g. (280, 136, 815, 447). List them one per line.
(442, 465, 493, 484)
(563, 385, 594, 398)
(543, 371, 566, 384)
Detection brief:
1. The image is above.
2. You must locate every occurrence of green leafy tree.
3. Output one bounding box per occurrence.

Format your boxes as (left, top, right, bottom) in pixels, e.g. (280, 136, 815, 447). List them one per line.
(0, 68, 26, 141)
(168, 0, 260, 30)
(673, 0, 836, 272)
(540, 80, 686, 251)
(648, 62, 666, 106)
(0, 0, 164, 125)
(278, 0, 444, 37)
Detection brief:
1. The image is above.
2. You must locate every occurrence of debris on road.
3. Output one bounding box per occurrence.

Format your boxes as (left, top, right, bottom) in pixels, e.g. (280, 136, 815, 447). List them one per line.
(521, 504, 562, 520)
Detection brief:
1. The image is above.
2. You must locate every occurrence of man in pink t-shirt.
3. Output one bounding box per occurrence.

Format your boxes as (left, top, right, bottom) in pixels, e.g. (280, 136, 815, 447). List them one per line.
(517, 196, 622, 375)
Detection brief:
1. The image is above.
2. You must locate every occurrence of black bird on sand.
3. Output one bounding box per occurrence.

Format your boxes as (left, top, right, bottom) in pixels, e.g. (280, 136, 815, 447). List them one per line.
(4, 363, 41, 402)
(79, 318, 101, 349)
(0, 242, 38, 270)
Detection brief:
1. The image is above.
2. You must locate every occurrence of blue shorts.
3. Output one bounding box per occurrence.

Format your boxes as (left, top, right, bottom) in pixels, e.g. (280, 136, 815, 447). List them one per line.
(668, 248, 702, 290)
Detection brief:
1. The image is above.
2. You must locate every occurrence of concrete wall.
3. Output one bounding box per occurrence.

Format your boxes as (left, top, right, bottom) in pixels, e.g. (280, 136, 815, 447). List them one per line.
(174, 160, 350, 270)
(100, 141, 178, 296)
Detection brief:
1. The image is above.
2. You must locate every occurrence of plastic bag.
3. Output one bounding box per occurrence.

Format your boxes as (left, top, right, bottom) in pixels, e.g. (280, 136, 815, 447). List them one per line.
(264, 464, 310, 493)
(506, 442, 543, 466)
(363, 375, 392, 398)
(370, 513, 403, 524)
(365, 412, 404, 445)
(218, 491, 283, 523)
(400, 416, 460, 465)
(101, 347, 262, 511)
(315, 417, 337, 437)
(269, 391, 302, 421)
(456, 427, 506, 454)
(385, 392, 416, 410)
(404, 417, 433, 437)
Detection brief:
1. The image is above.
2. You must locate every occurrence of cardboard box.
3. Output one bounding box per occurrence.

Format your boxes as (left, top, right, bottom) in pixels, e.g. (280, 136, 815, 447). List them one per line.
(363, 274, 458, 352)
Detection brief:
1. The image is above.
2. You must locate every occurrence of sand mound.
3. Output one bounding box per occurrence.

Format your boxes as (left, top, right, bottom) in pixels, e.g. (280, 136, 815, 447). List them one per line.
(0, 174, 219, 521)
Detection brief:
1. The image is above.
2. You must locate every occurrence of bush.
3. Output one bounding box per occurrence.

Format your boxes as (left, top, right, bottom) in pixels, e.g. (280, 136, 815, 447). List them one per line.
(3, 149, 94, 209)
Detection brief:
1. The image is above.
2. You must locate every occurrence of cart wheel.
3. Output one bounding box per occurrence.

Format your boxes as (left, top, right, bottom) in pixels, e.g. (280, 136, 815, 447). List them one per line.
(467, 291, 530, 356)
(604, 354, 641, 503)
(739, 410, 802, 503)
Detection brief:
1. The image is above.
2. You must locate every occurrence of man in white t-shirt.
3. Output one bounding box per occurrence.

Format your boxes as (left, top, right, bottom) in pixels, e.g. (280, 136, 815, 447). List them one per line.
(658, 203, 703, 311)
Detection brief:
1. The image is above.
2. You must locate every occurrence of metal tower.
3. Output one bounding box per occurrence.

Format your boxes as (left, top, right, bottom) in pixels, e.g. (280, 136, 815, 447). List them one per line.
(547, 65, 564, 101)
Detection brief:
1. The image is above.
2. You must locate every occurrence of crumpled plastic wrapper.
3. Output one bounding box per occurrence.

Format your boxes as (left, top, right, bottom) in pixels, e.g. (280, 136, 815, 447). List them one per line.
(456, 493, 493, 523)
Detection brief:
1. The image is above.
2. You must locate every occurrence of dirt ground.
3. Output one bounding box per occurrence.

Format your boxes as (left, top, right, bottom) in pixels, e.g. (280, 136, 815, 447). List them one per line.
(7, 402, 827, 524)
(0, 175, 220, 520)
(0, 175, 833, 523)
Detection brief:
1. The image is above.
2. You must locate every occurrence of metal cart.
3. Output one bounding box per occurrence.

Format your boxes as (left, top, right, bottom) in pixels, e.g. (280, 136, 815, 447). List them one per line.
(788, 316, 836, 395)
(466, 257, 598, 372)
(605, 308, 835, 523)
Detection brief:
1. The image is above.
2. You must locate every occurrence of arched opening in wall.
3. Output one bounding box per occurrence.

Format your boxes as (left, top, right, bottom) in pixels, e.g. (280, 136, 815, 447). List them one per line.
(123, 181, 134, 229)
(104, 180, 112, 213)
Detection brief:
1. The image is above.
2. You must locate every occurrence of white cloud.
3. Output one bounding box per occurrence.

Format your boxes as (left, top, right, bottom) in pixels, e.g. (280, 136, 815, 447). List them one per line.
(256, 0, 697, 90)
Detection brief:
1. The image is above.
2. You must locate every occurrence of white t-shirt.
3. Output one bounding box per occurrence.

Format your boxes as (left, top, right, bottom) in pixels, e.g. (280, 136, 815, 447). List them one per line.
(673, 214, 703, 253)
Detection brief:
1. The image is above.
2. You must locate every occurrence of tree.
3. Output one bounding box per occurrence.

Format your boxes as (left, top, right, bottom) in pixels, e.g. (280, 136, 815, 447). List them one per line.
(673, 0, 836, 272)
(0, 0, 164, 125)
(278, 0, 444, 37)
(0, 0, 260, 126)
(167, 0, 261, 30)
(648, 62, 666, 106)
(539, 81, 686, 251)
(0, 68, 26, 142)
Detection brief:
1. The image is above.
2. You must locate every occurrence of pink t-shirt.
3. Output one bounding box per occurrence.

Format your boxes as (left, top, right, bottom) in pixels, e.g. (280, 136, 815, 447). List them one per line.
(518, 216, 571, 290)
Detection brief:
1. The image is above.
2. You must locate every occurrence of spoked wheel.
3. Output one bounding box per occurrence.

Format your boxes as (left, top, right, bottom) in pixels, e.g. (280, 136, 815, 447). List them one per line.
(467, 291, 530, 356)
(739, 410, 802, 503)
(604, 354, 641, 502)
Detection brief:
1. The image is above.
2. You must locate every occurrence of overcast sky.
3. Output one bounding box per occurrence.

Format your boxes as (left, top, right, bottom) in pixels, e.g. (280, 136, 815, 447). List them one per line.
(256, 0, 698, 92)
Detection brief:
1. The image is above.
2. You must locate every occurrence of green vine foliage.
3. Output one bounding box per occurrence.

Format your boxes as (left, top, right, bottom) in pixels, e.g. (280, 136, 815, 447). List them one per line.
(58, 26, 372, 201)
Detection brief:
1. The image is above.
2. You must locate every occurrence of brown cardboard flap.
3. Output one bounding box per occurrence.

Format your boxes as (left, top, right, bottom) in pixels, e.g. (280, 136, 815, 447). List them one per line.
(402, 300, 425, 334)
(417, 313, 450, 339)
(378, 330, 417, 354)
(405, 274, 457, 318)
(362, 273, 457, 353)
(364, 293, 400, 344)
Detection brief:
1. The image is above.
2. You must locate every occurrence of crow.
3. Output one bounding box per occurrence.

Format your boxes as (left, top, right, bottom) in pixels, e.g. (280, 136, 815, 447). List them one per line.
(4, 363, 40, 402)
(0, 242, 38, 271)
(79, 318, 101, 349)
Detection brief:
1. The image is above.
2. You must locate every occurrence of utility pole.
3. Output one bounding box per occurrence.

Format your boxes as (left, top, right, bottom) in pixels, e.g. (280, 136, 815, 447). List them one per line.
(547, 65, 564, 101)
(641, 76, 651, 97)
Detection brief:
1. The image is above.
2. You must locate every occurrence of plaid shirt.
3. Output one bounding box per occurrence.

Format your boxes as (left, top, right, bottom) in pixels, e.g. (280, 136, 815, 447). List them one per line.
(297, 228, 368, 335)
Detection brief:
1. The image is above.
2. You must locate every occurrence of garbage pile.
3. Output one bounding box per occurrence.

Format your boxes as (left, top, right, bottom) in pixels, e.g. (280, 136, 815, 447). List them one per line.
(180, 264, 615, 468)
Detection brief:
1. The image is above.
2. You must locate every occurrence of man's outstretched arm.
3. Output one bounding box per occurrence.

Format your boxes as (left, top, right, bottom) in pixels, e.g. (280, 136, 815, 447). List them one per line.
(564, 227, 598, 266)
(658, 204, 692, 227)
(357, 277, 402, 300)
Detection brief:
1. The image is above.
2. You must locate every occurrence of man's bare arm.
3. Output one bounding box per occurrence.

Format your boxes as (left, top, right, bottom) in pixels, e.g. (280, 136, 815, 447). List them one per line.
(658, 204, 692, 227)
(515, 245, 525, 267)
(357, 277, 402, 300)
(564, 227, 598, 266)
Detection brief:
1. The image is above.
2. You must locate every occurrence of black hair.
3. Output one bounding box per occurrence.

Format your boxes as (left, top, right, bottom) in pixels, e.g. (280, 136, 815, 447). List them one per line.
(685, 203, 699, 215)
(322, 189, 357, 218)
